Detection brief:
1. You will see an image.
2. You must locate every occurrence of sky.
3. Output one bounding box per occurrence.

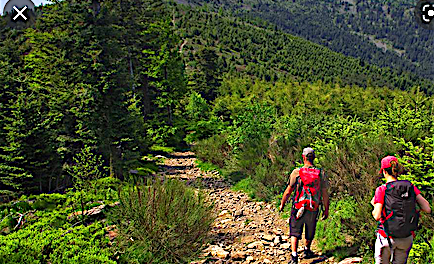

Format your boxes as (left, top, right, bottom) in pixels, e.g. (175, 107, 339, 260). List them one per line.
(1, 0, 51, 14)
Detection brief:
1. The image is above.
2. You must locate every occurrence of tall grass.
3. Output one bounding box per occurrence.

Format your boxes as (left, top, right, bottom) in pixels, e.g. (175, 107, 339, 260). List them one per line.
(111, 179, 215, 264)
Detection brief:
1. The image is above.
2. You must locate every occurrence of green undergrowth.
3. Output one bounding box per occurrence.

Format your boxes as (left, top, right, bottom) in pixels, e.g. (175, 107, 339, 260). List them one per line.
(134, 162, 160, 176)
(0, 177, 120, 263)
(231, 177, 256, 200)
(194, 159, 221, 173)
(0, 220, 115, 264)
(315, 197, 363, 261)
(0, 170, 215, 263)
(149, 145, 175, 154)
(408, 228, 434, 263)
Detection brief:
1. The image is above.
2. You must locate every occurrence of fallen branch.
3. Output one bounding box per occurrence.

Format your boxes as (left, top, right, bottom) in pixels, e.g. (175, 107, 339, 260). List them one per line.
(14, 213, 24, 230)
(13, 210, 36, 230)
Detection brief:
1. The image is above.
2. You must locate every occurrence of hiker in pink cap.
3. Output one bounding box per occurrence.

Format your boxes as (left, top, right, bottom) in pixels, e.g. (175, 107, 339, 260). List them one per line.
(371, 156, 431, 264)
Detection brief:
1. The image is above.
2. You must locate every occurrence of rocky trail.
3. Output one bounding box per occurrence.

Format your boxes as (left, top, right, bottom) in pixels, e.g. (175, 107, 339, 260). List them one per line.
(157, 152, 362, 264)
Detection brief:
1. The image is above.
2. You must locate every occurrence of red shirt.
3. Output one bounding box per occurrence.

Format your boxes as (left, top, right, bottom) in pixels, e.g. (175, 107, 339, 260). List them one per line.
(373, 181, 421, 237)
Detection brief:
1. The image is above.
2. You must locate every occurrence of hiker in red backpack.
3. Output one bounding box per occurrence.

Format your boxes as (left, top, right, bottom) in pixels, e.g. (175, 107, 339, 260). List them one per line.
(279, 147, 329, 264)
(371, 156, 431, 264)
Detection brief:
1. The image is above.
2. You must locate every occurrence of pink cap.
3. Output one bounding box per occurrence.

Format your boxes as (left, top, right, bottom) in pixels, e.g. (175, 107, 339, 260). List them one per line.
(379, 156, 398, 174)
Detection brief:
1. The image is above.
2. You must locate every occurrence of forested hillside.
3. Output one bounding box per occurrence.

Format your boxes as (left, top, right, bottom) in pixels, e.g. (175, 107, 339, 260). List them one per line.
(0, 0, 433, 263)
(0, 1, 215, 263)
(179, 0, 434, 80)
(174, 4, 434, 94)
(0, 0, 188, 194)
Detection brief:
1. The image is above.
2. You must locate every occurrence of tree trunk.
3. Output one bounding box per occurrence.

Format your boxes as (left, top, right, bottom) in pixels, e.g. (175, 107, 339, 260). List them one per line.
(167, 105, 173, 126)
(110, 150, 114, 178)
(141, 77, 151, 117)
(48, 176, 52, 192)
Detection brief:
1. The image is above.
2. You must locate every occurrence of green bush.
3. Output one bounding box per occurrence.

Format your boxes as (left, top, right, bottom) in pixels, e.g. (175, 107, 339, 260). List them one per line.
(149, 145, 175, 154)
(409, 232, 434, 264)
(0, 221, 115, 264)
(185, 91, 226, 143)
(396, 136, 434, 196)
(232, 177, 256, 199)
(194, 159, 221, 172)
(111, 178, 215, 264)
(315, 197, 361, 259)
(193, 133, 231, 168)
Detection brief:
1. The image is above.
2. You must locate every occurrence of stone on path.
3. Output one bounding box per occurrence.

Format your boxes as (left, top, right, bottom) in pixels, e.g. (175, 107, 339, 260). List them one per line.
(218, 210, 232, 219)
(247, 241, 264, 250)
(280, 243, 291, 249)
(245, 256, 254, 263)
(231, 251, 247, 260)
(338, 257, 363, 264)
(210, 245, 229, 259)
(262, 234, 274, 242)
(234, 209, 244, 217)
(240, 235, 256, 244)
(274, 235, 281, 245)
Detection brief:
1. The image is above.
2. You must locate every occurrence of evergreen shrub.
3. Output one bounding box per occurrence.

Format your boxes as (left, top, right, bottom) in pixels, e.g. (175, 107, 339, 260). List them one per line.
(111, 178, 214, 264)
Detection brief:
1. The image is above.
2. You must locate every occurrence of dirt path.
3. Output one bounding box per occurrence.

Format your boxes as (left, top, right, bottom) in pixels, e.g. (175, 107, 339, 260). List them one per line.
(157, 152, 354, 264)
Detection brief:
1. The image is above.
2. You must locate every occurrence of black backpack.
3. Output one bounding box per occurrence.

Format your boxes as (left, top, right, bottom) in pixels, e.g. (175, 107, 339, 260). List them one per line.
(383, 180, 419, 238)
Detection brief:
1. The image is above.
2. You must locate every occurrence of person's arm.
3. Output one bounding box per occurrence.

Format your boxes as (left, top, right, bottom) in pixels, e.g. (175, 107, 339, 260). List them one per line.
(321, 171, 329, 220)
(279, 169, 298, 212)
(371, 186, 384, 221)
(370, 196, 375, 206)
(416, 194, 432, 214)
(372, 203, 383, 221)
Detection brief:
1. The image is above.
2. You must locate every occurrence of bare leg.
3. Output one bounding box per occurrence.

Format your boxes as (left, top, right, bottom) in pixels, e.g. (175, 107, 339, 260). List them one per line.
(305, 240, 312, 250)
(291, 236, 299, 253)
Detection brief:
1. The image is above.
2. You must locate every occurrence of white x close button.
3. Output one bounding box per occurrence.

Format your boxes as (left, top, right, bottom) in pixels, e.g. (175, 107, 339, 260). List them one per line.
(13, 5, 27, 21)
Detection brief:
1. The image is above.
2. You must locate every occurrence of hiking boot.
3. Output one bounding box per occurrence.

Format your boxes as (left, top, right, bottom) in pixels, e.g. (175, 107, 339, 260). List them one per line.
(301, 248, 315, 259)
(288, 254, 298, 264)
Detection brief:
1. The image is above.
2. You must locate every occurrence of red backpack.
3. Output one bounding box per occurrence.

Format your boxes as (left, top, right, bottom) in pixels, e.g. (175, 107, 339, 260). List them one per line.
(293, 167, 322, 211)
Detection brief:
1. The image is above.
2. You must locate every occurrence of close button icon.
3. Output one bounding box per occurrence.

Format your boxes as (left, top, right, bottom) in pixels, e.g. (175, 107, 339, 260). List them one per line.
(13, 5, 28, 21)
(3, 0, 35, 24)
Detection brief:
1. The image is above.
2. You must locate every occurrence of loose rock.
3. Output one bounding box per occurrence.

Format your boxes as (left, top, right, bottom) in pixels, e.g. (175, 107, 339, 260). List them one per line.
(338, 257, 363, 264)
(210, 245, 229, 259)
(274, 236, 281, 245)
(247, 241, 264, 250)
(231, 251, 247, 260)
(280, 243, 291, 249)
(262, 234, 274, 242)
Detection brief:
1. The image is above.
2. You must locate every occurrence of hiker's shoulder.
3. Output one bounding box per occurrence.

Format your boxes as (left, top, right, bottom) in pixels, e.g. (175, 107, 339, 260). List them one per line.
(375, 184, 387, 193)
(291, 167, 301, 174)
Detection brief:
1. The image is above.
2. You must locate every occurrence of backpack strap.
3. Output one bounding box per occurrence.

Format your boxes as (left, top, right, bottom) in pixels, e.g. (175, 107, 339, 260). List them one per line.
(291, 168, 303, 210)
(383, 182, 394, 247)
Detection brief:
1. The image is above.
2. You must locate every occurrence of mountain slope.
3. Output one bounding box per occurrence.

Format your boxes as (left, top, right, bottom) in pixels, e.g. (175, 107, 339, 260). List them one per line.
(174, 5, 434, 93)
(178, 0, 434, 80)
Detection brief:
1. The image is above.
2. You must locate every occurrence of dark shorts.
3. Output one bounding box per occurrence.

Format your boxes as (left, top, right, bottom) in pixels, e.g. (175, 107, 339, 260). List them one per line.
(290, 208, 319, 240)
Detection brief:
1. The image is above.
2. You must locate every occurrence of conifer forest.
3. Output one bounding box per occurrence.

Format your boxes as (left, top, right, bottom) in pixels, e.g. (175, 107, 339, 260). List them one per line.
(0, 0, 433, 263)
